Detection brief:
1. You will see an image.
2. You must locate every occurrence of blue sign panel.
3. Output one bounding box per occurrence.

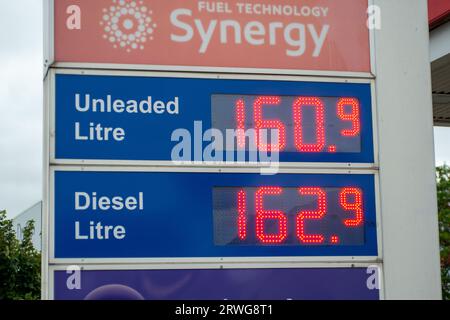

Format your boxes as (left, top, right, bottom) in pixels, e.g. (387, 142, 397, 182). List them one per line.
(55, 74, 374, 163)
(53, 171, 377, 259)
(53, 268, 379, 300)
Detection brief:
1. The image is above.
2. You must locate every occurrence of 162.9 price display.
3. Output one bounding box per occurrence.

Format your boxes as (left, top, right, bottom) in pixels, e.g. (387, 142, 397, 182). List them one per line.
(213, 186, 365, 246)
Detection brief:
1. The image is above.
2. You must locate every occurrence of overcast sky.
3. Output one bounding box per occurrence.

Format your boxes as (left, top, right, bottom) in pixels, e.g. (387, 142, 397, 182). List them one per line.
(0, 1, 449, 219)
(1, 1, 42, 219)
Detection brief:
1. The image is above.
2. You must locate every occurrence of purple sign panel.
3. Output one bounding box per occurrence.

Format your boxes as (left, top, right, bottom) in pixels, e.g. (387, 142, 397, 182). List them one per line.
(54, 268, 380, 300)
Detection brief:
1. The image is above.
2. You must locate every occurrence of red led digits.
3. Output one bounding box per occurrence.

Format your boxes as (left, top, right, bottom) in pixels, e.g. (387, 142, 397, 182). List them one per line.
(235, 99, 246, 149)
(255, 187, 287, 244)
(331, 235, 339, 244)
(337, 98, 361, 137)
(296, 187, 327, 244)
(328, 145, 337, 153)
(293, 97, 326, 152)
(227, 185, 364, 246)
(237, 189, 247, 240)
(340, 187, 364, 227)
(254, 96, 286, 152)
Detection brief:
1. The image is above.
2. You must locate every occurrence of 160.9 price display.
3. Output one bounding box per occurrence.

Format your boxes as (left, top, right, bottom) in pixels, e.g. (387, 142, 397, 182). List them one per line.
(212, 94, 362, 153)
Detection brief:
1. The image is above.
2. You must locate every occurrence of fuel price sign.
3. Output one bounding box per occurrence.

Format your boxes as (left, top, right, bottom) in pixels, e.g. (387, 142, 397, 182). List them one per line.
(52, 72, 374, 164)
(51, 169, 378, 260)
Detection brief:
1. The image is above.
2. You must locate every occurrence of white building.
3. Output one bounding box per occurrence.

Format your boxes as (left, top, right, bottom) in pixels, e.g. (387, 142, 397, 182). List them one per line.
(13, 201, 42, 251)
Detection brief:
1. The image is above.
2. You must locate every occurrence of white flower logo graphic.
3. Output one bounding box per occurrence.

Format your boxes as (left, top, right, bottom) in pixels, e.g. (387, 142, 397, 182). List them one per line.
(100, 0, 157, 53)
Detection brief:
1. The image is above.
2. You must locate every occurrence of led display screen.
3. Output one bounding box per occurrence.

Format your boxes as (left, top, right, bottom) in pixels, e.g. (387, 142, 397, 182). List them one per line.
(214, 186, 365, 246)
(212, 94, 362, 153)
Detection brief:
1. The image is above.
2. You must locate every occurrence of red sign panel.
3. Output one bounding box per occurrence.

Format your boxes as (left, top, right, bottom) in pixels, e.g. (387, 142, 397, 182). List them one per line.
(54, 0, 371, 73)
(428, 0, 450, 28)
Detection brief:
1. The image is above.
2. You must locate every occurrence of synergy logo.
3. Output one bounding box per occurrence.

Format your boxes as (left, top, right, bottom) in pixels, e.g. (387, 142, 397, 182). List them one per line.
(100, 0, 157, 53)
(97, 0, 329, 57)
(170, 5, 329, 57)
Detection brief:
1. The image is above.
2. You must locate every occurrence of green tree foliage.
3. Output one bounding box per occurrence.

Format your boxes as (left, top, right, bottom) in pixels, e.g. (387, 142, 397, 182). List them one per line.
(0, 210, 40, 300)
(437, 165, 450, 300)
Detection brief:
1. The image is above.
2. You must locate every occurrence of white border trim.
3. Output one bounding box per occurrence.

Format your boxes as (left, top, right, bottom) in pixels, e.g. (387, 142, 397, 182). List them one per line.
(43, 0, 54, 79)
(50, 165, 379, 174)
(50, 67, 376, 82)
(52, 62, 375, 79)
(41, 72, 51, 300)
(368, 0, 378, 77)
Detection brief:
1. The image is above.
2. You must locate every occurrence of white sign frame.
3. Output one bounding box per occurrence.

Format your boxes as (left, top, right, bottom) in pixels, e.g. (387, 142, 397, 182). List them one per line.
(47, 68, 380, 169)
(47, 165, 383, 265)
(42, 0, 443, 301)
